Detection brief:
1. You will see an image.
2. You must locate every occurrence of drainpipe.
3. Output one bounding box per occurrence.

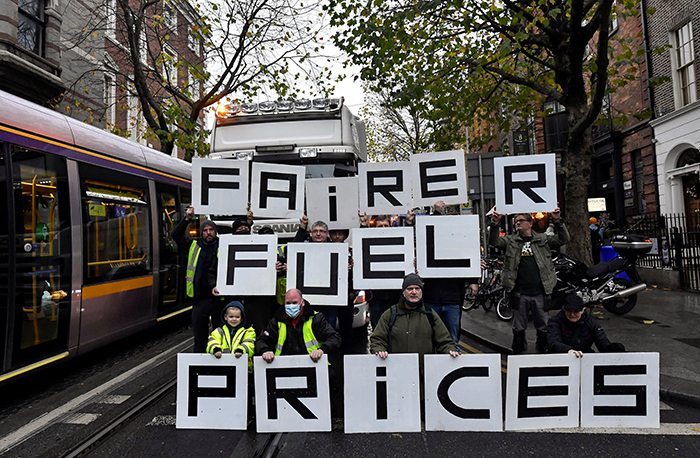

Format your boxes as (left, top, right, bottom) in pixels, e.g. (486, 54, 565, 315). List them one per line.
(640, 0, 661, 218)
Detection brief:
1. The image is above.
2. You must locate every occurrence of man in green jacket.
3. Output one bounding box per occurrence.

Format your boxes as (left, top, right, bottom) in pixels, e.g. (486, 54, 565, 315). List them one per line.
(488, 208, 570, 354)
(370, 273, 459, 360)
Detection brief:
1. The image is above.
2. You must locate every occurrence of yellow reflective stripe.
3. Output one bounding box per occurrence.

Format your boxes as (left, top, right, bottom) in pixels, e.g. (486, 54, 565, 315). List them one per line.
(303, 319, 321, 352)
(276, 322, 286, 355)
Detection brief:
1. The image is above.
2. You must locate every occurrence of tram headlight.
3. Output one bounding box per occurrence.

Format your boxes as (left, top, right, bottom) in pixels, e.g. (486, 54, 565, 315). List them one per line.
(299, 147, 317, 158)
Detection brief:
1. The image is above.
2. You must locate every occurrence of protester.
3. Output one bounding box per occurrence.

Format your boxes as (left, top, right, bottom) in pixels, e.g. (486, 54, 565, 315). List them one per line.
(257, 288, 341, 363)
(590, 217, 603, 265)
(370, 273, 458, 360)
(206, 301, 256, 368)
(171, 205, 222, 353)
(489, 208, 570, 354)
(421, 200, 478, 350)
(547, 294, 625, 357)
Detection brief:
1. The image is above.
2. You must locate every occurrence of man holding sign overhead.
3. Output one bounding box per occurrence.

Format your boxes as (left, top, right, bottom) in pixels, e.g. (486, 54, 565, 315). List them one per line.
(489, 208, 569, 355)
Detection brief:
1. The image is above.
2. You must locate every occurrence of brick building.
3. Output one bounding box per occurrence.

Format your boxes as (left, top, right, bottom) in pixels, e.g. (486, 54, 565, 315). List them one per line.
(0, 0, 203, 159)
(646, 0, 700, 215)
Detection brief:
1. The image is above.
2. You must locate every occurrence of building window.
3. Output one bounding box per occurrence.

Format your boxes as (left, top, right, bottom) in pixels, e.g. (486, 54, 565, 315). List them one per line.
(17, 0, 45, 56)
(543, 100, 568, 153)
(188, 27, 199, 55)
(163, 0, 177, 32)
(103, 72, 116, 126)
(674, 22, 697, 107)
(105, 0, 116, 39)
(633, 151, 647, 213)
(188, 71, 199, 100)
(161, 47, 177, 88)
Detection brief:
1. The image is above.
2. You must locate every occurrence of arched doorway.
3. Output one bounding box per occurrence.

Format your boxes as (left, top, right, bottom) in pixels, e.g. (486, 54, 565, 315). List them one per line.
(677, 148, 700, 214)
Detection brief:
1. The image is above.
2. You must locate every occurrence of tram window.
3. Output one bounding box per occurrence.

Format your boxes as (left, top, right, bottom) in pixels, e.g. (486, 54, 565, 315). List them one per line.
(80, 164, 151, 284)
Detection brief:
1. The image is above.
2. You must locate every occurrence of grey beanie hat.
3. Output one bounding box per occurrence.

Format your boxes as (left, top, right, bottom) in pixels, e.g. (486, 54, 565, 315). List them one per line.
(200, 219, 217, 234)
(402, 273, 423, 291)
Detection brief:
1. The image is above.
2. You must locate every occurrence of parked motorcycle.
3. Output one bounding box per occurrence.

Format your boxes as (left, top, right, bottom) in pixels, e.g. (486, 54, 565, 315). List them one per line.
(552, 234, 652, 315)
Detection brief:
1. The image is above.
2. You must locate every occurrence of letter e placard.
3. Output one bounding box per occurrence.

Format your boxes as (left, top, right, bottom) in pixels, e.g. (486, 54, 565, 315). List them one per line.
(351, 228, 414, 290)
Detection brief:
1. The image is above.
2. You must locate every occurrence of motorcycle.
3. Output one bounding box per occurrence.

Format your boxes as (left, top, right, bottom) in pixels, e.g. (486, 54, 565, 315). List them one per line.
(551, 234, 652, 315)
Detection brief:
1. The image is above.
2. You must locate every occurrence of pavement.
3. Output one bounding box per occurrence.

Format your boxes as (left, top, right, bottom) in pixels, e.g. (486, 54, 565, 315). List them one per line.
(460, 287, 700, 408)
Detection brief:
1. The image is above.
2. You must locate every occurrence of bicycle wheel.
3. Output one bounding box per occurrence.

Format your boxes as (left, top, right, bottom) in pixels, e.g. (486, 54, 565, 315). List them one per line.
(482, 290, 494, 312)
(496, 292, 512, 321)
(462, 289, 478, 311)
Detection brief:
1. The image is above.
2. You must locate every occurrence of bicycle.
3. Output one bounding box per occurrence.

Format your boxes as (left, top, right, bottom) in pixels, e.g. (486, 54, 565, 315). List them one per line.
(463, 257, 504, 313)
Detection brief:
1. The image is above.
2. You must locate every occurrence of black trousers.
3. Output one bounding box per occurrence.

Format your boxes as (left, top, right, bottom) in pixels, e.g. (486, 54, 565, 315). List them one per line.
(192, 296, 223, 353)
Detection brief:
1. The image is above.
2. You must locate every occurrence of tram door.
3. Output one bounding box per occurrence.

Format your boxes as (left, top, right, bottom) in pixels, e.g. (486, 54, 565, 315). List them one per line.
(156, 183, 191, 316)
(0, 145, 71, 373)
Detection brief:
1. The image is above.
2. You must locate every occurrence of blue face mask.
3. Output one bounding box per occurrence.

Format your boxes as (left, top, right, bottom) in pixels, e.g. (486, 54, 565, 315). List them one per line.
(285, 303, 301, 318)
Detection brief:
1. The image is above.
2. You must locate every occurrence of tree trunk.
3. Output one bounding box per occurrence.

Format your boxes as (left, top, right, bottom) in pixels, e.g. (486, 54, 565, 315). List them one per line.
(565, 108, 594, 267)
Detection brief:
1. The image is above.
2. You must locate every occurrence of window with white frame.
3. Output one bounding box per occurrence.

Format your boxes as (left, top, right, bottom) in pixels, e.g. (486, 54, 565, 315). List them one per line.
(105, 0, 116, 39)
(188, 26, 199, 55)
(127, 86, 146, 144)
(188, 71, 199, 100)
(161, 47, 178, 88)
(163, 0, 177, 32)
(103, 72, 116, 127)
(674, 22, 697, 107)
(18, 0, 45, 56)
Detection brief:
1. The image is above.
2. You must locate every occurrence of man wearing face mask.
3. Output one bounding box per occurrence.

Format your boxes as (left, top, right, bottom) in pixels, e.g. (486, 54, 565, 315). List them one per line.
(370, 273, 458, 360)
(257, 288, 341, 363)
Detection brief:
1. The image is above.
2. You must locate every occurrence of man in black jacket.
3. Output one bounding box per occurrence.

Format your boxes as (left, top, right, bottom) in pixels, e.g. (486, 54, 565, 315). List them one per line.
(171, 206, 221, 353)
(257, 288, 341, 363)
(547, 295, 625, 357)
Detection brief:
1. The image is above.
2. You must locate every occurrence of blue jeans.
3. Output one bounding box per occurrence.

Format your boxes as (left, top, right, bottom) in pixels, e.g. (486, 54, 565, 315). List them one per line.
(427, 303, 460, 350)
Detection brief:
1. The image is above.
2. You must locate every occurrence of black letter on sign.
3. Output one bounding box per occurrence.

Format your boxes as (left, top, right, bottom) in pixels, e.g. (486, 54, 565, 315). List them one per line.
(266, 367, 318, 420)
(367, 170, 403, 207)
(593, 365, 647, 416)
(328, 186, 337, 222)
(517, 366, 569, 418)
(295, 252, 339, 295)
(201, 167, 241, 206)
(504, 164, 546, 205)
(259, 171, 297, 210)
(188, 365, 237, 416)
(419, 160, 459, 198)
(362, 237, 405, 279)
(426, 226, 471, 268)
(226, 245, 268, 285)
(376, 366, 388, 420)
(437, 367, 490, 419)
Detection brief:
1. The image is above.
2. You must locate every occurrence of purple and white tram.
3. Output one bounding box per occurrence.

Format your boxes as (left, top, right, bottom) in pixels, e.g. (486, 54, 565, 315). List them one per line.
(0, 89, 193, 383)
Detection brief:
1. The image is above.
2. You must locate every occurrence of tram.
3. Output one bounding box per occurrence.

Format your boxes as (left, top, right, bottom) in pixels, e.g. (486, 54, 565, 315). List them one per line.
(0, 89, 193, 383)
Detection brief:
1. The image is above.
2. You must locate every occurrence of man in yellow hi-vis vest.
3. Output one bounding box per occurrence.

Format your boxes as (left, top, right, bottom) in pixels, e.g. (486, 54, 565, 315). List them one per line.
(256, 288, 341, 363)
(172, 206, 221, 353)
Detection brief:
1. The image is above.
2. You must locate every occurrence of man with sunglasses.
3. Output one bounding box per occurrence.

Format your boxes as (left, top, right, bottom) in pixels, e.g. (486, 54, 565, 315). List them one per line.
(489, 208, 570, 354)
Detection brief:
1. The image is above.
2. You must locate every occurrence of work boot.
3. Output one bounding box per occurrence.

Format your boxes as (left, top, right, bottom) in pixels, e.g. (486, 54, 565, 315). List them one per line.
(512, 330, 527, 354)
(536, 330, 548, 354)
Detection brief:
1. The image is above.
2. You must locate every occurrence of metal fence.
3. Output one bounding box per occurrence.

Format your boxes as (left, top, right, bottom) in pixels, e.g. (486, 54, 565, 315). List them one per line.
(626, 213, 700, 291)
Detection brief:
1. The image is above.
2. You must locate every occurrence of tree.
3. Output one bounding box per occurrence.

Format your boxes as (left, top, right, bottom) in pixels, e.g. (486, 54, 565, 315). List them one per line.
(361, 87, 435, 162)
(326, 0, 645, 264)
(65, 0, 338, 158)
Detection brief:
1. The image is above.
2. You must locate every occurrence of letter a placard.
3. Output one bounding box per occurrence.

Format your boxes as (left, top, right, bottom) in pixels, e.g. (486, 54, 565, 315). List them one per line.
(251, 162, 305, 218)
(494, 154, 557, 214)
(192, 158, 249, 215)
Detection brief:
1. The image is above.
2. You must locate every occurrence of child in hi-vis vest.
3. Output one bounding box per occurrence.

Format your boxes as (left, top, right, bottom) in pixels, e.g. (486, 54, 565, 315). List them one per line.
(207, 301, 256, 370)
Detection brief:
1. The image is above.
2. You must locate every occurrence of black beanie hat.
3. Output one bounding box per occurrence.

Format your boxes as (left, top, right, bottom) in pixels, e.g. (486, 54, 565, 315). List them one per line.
(231, 217, 251, 233)
(200, 219, 217, 234)
(402, 273, 423, 291)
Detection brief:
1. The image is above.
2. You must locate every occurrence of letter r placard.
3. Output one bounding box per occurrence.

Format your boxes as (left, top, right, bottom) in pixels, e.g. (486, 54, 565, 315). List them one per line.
(494, 154, 557, 214)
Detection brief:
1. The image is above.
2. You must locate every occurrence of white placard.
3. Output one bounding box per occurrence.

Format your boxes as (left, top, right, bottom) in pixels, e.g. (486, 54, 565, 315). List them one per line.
(358, 161, 412, 214)
(286, 243, 349, 306)
(588, 197, 607, 212)
(254, 355, 331, 432)
(410, 150, 467, 206)
(424, 354, 503, 431)
(251, 162, 305, 218)
(580, 352, 660, 428)
(494, 154, 557, 214)
(351, 227, 415, 290)
(505, 354, 580, 431)
(176, 354, 248, 430)
(192, 158, 249, 215)
(306, 177, 360, 230)
(415, 215, 481, 278)
(343, 354, 421, 434)
(216, 234, 277, 295)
